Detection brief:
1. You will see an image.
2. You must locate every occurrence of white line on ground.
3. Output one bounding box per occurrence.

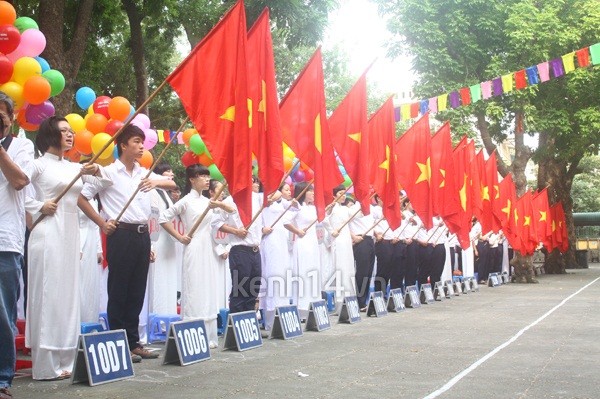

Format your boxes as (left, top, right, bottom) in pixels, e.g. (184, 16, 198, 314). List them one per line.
(423, 276, 600, 399)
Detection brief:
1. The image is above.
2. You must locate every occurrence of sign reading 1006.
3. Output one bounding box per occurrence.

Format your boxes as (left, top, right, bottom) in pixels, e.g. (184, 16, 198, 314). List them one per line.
(176, 326, 207, 357)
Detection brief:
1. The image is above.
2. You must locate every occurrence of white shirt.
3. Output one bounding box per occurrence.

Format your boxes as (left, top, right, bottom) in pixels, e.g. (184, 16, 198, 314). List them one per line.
(426, 217, 446, 244)
(0, 137, 33, 254)
(81, 159, 162, 224)
(348, 203, 375, 237)
(211, 192, 263, 247)
(372, 206, 395, 240)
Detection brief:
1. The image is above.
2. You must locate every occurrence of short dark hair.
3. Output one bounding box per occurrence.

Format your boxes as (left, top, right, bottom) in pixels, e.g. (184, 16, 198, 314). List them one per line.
(116, 124, 145, 156)
(184, 163, 209, 195)
(153, 160, 172, 176)
(333, 185, 345, 197)
(293, 181, 313, 204)
(36, 116, 67, 154)
(0, 91, 14, 117)
(204, 178, 222, 199)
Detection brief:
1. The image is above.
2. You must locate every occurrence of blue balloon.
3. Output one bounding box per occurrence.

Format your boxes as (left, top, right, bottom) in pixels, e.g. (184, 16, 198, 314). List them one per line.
(129, 105, 135, 117)
(75, 87, 96, 110)
(35, 57, 50, 73)
(291, 158, 300, 174)
(113, 145, 119, 160)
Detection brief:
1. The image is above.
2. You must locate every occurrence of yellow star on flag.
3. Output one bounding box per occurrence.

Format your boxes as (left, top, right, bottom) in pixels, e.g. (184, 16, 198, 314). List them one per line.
(539, 210, 547, 222)
(459, 173, 467, 211)
(379, 145, 391, 182)
(481, 185, 490, 201)
(552, 220, 556, 232)
(524, 215, 531, 226)
(501, 199, 511, 217)
(439, 169, 446, 188)
(220, 105, 235, 121)
(494, 185, 500, 200)
(415, 157, 431, 185)
(514, 209, 519, 226)
(348, 132, 361, 144)
(314, 114, 322, 154)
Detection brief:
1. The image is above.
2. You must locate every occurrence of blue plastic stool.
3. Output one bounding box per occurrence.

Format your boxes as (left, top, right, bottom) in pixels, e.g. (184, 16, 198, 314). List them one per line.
(452, 275, 464, 282)
(217, 308, 229, 336)
(321, 290, 335, 313)
(81, 322, 105, 334)
(98, 312, 109, 330)
(148, 314, 181, 343)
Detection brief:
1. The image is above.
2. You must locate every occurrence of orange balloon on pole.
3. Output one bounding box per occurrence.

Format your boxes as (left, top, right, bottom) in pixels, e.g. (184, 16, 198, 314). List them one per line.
(16, 108, 38, 131)
(74, 129, 94, 155)
(138, 150, 153, 168)
(107, 96, 131, 121)
(23, 75, 51, 105)
(197, 151, 213, 166)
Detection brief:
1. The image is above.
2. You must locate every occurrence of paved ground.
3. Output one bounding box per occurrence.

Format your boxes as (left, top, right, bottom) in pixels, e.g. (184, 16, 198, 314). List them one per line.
(11, 265, 600, 399)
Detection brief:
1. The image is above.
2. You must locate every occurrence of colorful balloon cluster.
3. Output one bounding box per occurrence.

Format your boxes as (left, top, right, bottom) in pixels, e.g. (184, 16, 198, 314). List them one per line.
(180, 128, 224, 180)
(66, 87, 154, 168)
(0, 1, 65, 131)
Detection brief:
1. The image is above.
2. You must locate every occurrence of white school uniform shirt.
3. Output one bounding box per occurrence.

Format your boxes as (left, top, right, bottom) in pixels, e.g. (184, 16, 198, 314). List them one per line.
(372, 206, 395, 240)
(211, 192, 264, 247)
(348, 203, 375, 237)
(0, 137, 33, 254)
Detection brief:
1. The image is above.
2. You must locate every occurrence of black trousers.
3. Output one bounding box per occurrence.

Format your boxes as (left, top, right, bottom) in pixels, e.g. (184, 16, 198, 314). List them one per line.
(405, 242, 420, 288)
(450, 246, 462, 272)
(353, 236, 375, 308)
(390, 241, 407, 290)
(429, 244, 446, 285)
(229, 245, 262, 314)
(475, 241, 490, 281)
(106, 228, 151, 350)
(374, 240, 393, 295)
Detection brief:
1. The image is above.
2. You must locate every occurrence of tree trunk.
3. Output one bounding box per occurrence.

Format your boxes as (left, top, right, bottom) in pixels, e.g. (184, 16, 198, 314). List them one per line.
(38, 0, 95, 117)
(511, 251, 537, 283)
(121, 0, 149, 116)
(537, 131, 580, 273)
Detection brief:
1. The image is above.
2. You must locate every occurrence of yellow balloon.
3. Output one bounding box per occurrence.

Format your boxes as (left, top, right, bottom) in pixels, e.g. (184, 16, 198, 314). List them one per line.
(0, 81, 24, 109)
(11, 57, 41, 86)
(96, 156, 114, 166)
(282, 142, 295, 159)
(87, 104, 94, 115)
(65, 113, 86, 134)
(90, 132, 114, 159)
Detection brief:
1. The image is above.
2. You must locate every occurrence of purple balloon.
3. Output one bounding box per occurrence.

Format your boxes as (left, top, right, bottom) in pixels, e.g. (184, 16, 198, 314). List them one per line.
(292, 169, 305, 182)
(25, 101, 55, 125)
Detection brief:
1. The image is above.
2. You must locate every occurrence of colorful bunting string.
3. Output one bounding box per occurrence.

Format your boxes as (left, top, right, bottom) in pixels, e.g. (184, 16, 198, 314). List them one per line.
(395, 42, 600, 122)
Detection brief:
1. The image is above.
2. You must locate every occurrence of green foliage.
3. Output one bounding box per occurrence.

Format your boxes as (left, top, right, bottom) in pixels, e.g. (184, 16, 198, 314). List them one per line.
(571, 156, 600, 212)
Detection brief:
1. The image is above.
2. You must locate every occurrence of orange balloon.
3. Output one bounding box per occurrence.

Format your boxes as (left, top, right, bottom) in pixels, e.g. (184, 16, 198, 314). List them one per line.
(182, 128, 197, 146)
(86, 113, 108, 134)
(16, 108, 38, 131)
(0, 1, 16, 25)
(283, 156, 294, 171)
(138, 150, 153, 168)
(96, 156, 114, 167)
(63, 147, 80, 163)
(197, 151, 213, 166)
(23, 76, 51, 105)
(107, 96, 131, 121)
(74, 129, 94, 155)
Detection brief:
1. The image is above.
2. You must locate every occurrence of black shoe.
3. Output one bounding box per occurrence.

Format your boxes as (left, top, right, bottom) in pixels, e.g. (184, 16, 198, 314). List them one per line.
(0, 387, 12, 399)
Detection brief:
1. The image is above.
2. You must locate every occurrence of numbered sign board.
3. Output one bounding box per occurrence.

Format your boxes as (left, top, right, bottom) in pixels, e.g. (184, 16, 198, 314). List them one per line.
(433, 282, 445, 301)
(271, 306, 303, 340)
(222, 311, 262, 352)
(367, 291, 388, 317)
(462, 278, 471, 294)
(387, 288, 406, 312)
(444, 280, 455, 297)
(404, 285, 421, 308)
(71, 330, 133, 386)
(163, 319, 210, 366)
(420, 283, 435, 304)
(338, 295, 361, 324)
(454, 280, 463, 295)
(471, 278, 480, 292)
(488, 273, 500, 287)
(305, 301, 331, 332)
(502, 271, 510, 284)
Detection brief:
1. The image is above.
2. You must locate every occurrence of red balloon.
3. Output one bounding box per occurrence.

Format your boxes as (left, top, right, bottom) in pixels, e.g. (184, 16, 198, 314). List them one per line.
(92, 95, 111, 118)
(0, 53, 13, 84)
(105, 119, 124, 136)
(303, 168, 314, 182)
(0, 24, 20, 55)
(181, 151, 199, 168)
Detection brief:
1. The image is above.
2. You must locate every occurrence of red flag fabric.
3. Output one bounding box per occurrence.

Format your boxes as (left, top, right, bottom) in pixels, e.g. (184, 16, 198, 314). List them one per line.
(430, 122, 460, 231)
(279, 48, 344, 221)
(554, 202, 569, 253)
(367, 97, 402, 229)
(395, 114, 433, 230)
(495, 174, 519, 250)
(247, 8, 284, 199)
(485, 152, 502, 232)
(467, 140, 483, 223)
(476, 150, 493, 234)
(532, 188, 552, 250)
(167, 0, 252, 224)
(550, 203, 562, 251)
(516, 191, 538, 255)
(451, 136, 473, 249)
(328, 73, 371, 215)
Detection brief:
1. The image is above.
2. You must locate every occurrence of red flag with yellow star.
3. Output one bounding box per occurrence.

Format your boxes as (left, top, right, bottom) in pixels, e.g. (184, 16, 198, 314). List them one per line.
(552, 202, 569, 253)
(451, 136, 473, 249)
(430, 122, 460, 231)
(167, 0, 252, 224)
(247, 8, 284, 199)
(467, 141, 483, 224)
(532, 188, 552, 250)
(367, 97, 402, 229)
(476, 150, 493, 234)
(395, 114, 433, 229)
(516, 191, 538, 255)
(328, 72, 371, 215)
(279, 48, 343, 221)
(485, 152, 502, 232)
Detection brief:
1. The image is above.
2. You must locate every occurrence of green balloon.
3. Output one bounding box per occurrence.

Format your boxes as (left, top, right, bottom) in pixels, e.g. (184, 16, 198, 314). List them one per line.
(189, 134, 205, 155)
(343, 174, 352, 187)
(14, 17, 39, 34)
(208, 163, 223, 180)
(42, 69, 65, 97)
